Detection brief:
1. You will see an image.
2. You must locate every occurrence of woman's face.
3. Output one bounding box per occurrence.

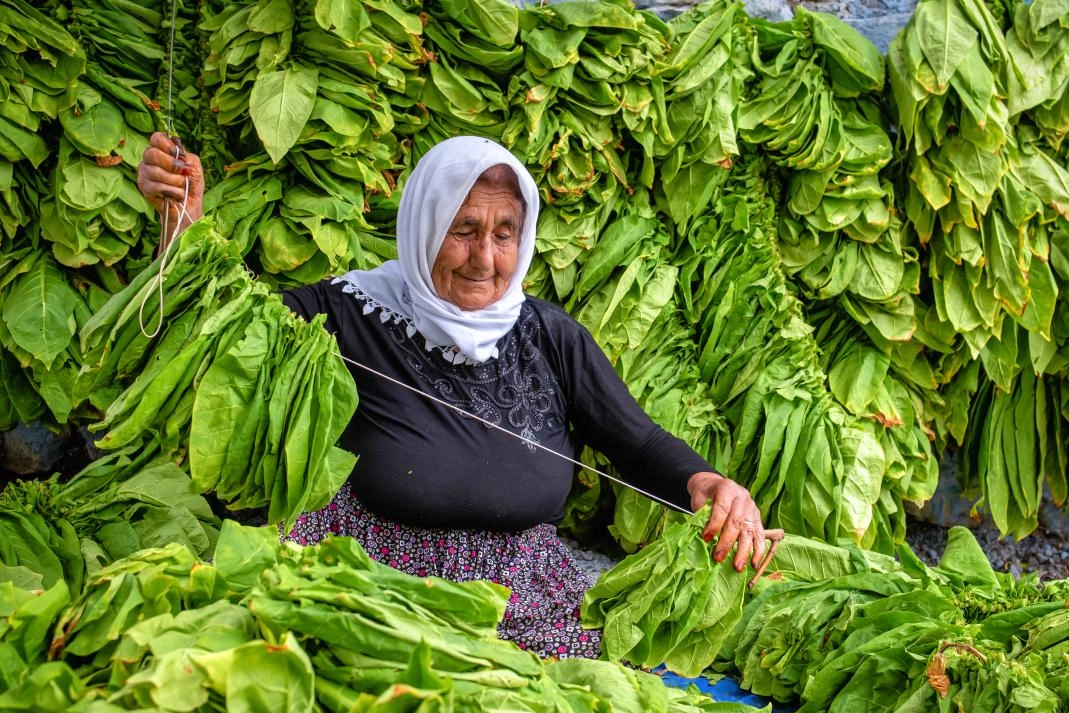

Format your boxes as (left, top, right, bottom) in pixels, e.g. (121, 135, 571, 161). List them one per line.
(432, 179, 523, 311)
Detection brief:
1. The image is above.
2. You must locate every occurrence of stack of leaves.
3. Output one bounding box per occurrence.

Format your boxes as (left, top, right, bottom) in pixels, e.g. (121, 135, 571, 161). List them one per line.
(248, 525, 765, 713)
(502, 0, 670, 302)
(38, 542, 247, 709)
(199, 0, 294, 141)
(648, 0, 746, 234)
(0, 248, 110, 429)
(35, 0, 167, 269)
(809, 305, 942, 547)
(0, 522, 769, 712)
(1004, 0, 1069, 161)
(412, 0, 520, 155)
(743, 9, 918, 343)
(889, 0, 1058, 364)
(51, 449, 220, 568)
(568, 191, 677, 359)
(0, 1, 83, 248)
(906, 0, 1069, 541)
(0, 479, 84, 594)
(188, 295, 357, 530)
(246, 530, 547, 701)
(677, 154, 891, 548)
(735, 9, 949, 547)
(0, 575, 70, 698)
(198, 0, 420, 288)
(78, 219, 357, 530)
(958, 362, 1066, 541)
(580, 506, 750, 677)
(78, 218, 259, 436)
(0, 449, 219, 598)
(0, 4, 89, 430)
(713, 526, 1069, 711)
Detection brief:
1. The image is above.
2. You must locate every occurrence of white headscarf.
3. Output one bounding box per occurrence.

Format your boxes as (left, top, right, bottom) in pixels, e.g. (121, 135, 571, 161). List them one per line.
(334, 136, 540, 364)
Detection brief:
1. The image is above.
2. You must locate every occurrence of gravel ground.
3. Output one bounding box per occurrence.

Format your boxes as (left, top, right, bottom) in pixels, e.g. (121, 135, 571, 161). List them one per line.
(565, 518, 1069, 584)
(903, 517, 1069, 582)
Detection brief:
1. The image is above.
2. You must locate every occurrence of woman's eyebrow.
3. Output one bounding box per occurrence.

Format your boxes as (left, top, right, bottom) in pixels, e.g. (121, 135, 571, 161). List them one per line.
(452, 215, 518, 228)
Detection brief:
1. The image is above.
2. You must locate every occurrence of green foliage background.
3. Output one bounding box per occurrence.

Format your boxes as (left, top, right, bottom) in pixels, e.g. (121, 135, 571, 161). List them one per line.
(2, 0, 1069, 553)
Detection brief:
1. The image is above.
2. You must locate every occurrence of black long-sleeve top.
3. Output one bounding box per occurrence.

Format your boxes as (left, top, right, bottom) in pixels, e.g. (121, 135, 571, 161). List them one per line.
(282, 276, 713, 532)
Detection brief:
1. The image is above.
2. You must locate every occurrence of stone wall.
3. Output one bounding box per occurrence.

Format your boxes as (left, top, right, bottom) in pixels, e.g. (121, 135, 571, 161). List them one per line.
(637, 0, 918, 53)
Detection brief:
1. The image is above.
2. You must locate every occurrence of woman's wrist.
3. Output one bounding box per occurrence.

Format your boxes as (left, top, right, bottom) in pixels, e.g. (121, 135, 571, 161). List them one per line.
(686, 470, 724, 499)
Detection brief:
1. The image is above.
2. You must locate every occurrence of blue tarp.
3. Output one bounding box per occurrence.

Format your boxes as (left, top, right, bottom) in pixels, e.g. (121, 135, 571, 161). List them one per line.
(656, 667, 794, 712)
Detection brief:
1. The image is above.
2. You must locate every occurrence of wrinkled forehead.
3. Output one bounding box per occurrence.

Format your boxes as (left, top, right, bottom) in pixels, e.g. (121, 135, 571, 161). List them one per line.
(474, 164, 523, 196)
(458, 164, 527, 221)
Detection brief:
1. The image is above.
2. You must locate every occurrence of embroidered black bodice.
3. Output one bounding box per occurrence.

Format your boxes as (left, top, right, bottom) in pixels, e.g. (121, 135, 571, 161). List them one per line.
(282, 278, 713, 531)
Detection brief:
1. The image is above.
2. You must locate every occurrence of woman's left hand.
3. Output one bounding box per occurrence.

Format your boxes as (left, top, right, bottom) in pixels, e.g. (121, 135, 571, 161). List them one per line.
(686, 471, 766, 572)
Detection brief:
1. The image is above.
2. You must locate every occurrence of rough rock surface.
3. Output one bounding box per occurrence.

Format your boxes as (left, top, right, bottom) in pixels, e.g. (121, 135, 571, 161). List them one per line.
(904, 518, 1069, 582)
(631, 0, 918, 53)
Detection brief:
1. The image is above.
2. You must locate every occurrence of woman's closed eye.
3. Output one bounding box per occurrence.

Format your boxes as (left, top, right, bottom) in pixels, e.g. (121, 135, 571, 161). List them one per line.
(450, 228, 515, 245)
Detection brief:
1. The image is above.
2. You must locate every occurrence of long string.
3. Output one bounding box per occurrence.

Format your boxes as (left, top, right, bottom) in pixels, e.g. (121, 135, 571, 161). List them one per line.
(333, 352, 693, 515)
(139, 168, 190, 337)
(140, 0, 185, 339)
(165, 0, 178, 138)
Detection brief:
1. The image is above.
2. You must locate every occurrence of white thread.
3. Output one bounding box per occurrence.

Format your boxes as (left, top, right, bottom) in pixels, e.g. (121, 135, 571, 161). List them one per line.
(138, 150, 190, 338)
(334, 351, 693, 515)
(165, 0, 178, 138)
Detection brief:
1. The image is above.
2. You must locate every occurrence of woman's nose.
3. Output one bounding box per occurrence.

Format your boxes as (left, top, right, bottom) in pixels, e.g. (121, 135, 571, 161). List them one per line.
(469, 235, 494, 270)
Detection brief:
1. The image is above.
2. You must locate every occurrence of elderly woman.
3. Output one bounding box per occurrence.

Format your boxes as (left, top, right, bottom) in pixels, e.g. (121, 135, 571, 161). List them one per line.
(138, 133, 766, 659)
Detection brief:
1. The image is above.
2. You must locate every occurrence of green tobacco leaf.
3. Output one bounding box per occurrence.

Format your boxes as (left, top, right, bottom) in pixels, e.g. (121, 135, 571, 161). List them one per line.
(0, 115, 48, 167)
(440, 0, 518, 46)
(190, 315, 272, 491)
(60, 157, 123, 212)
(213, 521, 280, 593)
(913, 0, 978, 89)
(314, 0, 369, 44)
(936, 525, 999, 589)
(248, 0, 295, 33)
(828, 343, 890, 414)
(222, 633, 314, 713)
(806, 10, 884, 91)
(250, 67, 319, 165)
(838, 428, 885, 542)
(1, 256, 77, 368)
(59, 95, 123, 157)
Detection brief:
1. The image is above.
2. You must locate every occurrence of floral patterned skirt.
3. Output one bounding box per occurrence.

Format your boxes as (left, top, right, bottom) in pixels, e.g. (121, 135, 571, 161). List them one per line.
(284, 481, 602, 659)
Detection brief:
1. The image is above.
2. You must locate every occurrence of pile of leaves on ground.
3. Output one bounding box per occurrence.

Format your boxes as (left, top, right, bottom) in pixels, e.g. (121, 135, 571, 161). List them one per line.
(0, 520, 768, 713)
(711, 526, 1069, 710)
(580, 506, 751, 677)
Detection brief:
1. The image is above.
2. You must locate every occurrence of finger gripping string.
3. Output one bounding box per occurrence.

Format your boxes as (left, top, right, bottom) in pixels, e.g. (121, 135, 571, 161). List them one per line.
(139, 144, 190, 338)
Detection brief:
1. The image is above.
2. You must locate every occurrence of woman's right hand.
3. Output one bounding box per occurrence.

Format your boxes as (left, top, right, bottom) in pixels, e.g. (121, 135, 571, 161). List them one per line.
(136, 132, 205, 249)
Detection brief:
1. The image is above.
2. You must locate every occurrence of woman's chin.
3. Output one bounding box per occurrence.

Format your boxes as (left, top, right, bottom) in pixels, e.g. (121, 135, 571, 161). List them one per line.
(447, 289, 500, 311)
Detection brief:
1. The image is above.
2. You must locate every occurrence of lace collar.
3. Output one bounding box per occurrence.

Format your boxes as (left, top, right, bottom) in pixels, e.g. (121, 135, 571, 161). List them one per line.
(331, 274, 490, 366)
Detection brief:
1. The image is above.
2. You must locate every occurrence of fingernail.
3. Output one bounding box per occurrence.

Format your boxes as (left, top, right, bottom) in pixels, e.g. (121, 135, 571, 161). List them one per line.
(736, 562, 744, 572)
(714, 550, 724, 562)
(179, 166, 191, 176)
(702, 531, 713, 543)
